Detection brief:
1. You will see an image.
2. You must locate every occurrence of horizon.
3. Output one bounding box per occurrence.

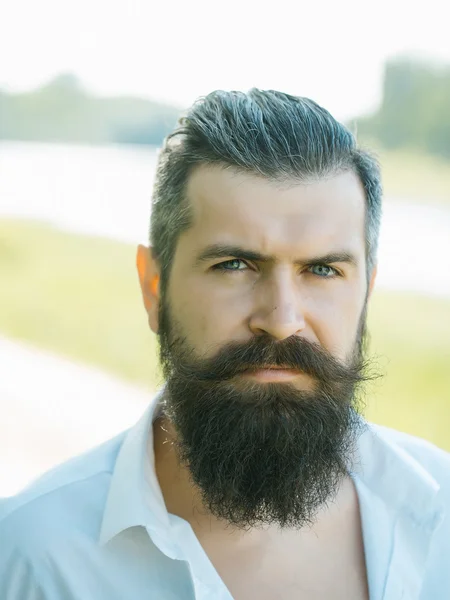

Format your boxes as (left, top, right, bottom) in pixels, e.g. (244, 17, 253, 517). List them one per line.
(1, 0, 450, 122)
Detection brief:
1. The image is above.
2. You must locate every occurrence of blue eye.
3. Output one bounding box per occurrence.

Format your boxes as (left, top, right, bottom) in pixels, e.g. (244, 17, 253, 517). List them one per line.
(214, 259, 247, 271)
(308, 264, 339, 278)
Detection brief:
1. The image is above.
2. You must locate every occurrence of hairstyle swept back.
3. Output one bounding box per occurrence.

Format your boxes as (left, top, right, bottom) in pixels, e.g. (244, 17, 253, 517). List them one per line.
(150, 88, 382, 291)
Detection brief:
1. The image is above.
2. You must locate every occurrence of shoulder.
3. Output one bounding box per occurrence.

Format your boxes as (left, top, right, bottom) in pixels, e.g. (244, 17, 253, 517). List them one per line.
(0, 431, 126, 558)
(370, 422, 450, 487)
(0, 431, 132, 597)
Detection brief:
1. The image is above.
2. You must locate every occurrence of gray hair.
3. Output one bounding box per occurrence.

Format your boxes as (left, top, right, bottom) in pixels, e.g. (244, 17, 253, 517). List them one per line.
(150, 89, 382, 291)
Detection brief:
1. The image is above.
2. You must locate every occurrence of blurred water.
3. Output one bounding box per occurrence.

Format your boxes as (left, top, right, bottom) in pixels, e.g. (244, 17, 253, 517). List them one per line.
(1, 141, 450, 298)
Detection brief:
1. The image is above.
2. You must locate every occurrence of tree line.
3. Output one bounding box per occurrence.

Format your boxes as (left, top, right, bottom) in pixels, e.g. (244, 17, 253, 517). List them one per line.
(355, 58, 450, 158)
(1, 60, 449, 158)
(0, 74, 180, 146)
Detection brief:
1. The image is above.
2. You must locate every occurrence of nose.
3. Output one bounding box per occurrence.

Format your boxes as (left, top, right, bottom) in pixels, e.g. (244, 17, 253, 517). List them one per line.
(249, 271, 307, 340)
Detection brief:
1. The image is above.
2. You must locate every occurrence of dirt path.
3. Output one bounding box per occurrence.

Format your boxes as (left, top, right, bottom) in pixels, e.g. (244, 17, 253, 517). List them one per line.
(0, 336, 153, 496)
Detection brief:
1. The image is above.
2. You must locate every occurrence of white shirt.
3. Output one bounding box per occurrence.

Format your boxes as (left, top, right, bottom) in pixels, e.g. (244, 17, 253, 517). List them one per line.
(0, 391, 449, 599)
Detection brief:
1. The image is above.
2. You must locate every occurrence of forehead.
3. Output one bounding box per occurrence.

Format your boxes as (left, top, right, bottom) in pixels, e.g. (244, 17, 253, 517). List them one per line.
(184, 165, 366, 257)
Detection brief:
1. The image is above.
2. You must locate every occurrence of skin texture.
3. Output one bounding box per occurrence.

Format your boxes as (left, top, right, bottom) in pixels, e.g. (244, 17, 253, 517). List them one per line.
(136, 165, 377, 599)
(138, 165, 376, 361)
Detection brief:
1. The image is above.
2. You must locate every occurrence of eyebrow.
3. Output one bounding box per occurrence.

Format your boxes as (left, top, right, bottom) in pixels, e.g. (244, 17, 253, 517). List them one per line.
(194, 244, 359, 268)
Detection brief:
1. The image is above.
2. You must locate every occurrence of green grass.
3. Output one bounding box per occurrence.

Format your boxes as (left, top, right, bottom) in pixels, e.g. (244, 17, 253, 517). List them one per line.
(1, 218, 450, 450)
(0, 218, 160, 387)
(366, 293, 450, 446)
(365, 145, 450, 206)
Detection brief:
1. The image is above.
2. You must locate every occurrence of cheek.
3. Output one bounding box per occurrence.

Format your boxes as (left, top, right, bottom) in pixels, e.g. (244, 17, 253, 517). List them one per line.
(306, 281, 366, 359)
(169, 275, 249, 350)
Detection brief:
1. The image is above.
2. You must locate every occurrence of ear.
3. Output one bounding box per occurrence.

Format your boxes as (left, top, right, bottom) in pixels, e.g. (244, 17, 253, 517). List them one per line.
(136, 244, 160, 334)
(368, 264, 378, 300)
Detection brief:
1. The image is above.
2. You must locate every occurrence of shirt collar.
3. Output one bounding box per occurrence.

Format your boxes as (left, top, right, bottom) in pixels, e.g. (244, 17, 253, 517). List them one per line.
(98, 389, 182, 556)
(352, 422, 445, 600)
(353, 421, 444, 527)
(99, 393, 445, 565)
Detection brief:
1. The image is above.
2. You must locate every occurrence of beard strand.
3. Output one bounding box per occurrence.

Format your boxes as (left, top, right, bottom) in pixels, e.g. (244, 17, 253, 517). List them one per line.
(157, 298, 379, 530)
(163, 378, 366, 529)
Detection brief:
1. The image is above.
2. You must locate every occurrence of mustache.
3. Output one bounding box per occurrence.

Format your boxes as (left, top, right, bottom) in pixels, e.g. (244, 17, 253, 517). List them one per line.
(171, 334, 375, 386)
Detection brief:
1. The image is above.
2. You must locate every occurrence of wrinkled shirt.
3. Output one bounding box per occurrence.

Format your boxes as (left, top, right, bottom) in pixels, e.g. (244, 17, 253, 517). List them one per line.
(0, 392, 449, 599)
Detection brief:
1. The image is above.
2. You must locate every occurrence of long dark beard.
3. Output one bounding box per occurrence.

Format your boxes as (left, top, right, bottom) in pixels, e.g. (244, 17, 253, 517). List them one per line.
(157, 299, 377, 530)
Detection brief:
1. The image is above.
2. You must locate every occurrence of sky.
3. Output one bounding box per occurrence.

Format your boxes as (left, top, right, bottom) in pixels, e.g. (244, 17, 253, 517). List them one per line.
(1, 0, 449, 121)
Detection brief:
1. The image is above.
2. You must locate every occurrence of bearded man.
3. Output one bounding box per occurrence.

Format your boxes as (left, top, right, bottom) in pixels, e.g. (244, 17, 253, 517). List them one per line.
(1, 89, 449, 600)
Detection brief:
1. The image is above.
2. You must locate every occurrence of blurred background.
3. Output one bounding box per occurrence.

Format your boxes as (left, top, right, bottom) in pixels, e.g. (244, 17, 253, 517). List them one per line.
(1, 0, 449, 496)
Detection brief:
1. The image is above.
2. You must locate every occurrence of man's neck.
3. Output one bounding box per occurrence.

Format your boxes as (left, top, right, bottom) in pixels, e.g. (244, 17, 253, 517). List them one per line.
(151, 415, 358, 545)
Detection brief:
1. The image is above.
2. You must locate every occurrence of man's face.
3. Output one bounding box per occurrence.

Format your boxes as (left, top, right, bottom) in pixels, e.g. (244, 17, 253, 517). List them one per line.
(138, 165, 378, 529)
(165, 165, 370, 364)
